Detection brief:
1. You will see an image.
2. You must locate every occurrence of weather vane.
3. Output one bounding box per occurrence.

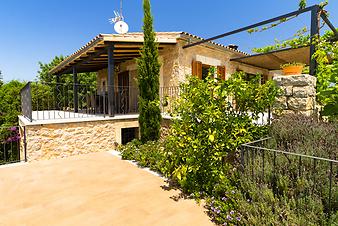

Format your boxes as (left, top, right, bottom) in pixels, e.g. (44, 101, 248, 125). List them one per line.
(109, 0, 129, 34)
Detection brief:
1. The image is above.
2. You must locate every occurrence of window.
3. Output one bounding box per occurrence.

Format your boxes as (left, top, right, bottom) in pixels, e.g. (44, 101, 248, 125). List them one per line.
(236, 69, 261, 84)
(121, 127, 139, 144)
(261, 74, 269, 84)
(202, 64, 211, 80)
(192, 60, 226, 80)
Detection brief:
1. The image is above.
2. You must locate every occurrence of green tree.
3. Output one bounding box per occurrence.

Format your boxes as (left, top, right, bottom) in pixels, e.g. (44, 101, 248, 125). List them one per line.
(0, 80, 25, 127)
(137, 0, 161, 142)
(38, 55, 96, 85)
(38, 55, 66, 83)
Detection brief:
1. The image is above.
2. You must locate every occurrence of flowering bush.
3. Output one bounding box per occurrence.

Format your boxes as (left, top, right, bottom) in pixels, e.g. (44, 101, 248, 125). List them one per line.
(0, 126, 20, 163)
(205, 189, 243, 225)
(0, 126, 20, 144)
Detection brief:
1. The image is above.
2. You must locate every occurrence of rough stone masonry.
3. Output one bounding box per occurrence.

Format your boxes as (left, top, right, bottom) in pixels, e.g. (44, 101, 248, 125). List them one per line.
(273, 74, 317, 116)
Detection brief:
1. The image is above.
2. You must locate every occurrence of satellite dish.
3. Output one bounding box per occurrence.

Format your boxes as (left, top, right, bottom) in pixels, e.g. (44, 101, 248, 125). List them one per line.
(114, 20, 129, 34)
(110, 0, 129, 34)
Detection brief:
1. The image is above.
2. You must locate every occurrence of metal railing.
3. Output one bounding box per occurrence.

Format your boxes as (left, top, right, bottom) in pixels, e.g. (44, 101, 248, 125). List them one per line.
(20, 82, 181, 121)
(240, 137, 338, 219)
(0, 126, 21, 165)
(20, 82, 140, 121)
(160, 86, 181, 113)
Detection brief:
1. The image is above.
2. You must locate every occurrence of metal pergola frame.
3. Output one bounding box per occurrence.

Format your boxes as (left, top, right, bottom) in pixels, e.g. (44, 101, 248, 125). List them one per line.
(183, 5, 338, 75)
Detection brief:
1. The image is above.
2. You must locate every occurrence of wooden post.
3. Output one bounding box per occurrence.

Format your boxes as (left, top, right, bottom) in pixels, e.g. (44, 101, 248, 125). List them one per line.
(73, 67, 78, 113)
(107, 43, 115, 117)
(310, 5, 320, 76)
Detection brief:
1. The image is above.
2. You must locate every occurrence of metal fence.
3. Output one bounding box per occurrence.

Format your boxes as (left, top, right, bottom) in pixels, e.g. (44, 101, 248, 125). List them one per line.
(0, 126, 21, 165)
(20, 82, 140, 121)
(20, 82, 181, 121)
(160, 86, 181, 113)
(240, 137, 338, 218)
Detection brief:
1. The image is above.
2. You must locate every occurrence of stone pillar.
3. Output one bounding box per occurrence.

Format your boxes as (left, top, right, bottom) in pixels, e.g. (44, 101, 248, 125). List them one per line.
(273, 74, 317, 116)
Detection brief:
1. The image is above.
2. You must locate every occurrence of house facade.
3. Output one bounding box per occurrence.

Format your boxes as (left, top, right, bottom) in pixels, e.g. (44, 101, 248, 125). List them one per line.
(18, 32, 270, 162)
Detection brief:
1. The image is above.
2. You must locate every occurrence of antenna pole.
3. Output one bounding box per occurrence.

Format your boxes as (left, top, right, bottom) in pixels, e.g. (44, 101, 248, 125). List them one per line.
(120, 0, 123, 18)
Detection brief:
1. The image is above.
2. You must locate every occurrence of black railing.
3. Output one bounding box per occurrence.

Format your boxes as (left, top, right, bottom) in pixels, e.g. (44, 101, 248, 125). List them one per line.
(240, 137, 338, 219)
(20, 82, 181, 121)
(20, 82, 140, 121)
(0, 126, 21, 165)
(160, 86, 181, 114)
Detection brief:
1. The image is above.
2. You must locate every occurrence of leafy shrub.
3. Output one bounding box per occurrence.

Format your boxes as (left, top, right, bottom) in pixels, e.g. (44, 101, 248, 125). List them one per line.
(119, 140, 173, 176)
(313, 29, 338, 121)
(165, 72, 278, 195)
(0, 126, 20, 164)
(205, 188, 243, 225)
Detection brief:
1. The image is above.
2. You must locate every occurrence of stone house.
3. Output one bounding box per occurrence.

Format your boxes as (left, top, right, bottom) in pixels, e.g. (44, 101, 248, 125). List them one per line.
(18, 32, 273, 161)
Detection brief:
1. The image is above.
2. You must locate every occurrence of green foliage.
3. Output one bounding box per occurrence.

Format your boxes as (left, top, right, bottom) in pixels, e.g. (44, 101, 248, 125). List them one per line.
(119, 140, 174, 175)
(38, 55, 66, 83)
(299, 0, 307, 9)
(38, 55, 96, 85)
(313, 30, 338, 120)
(137, 0, 161, 143)
(0, 80, 25, 126)
(165, 72, 278, 195)
(252, 27, 310, 53)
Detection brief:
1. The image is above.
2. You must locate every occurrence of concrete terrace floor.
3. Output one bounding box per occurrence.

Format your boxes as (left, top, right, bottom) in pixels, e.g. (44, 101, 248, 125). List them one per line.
(0, 152, 213, 226)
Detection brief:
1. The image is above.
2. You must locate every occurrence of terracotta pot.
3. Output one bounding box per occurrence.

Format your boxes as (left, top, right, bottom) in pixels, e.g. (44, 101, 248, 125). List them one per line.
(282, 65, 303, 75)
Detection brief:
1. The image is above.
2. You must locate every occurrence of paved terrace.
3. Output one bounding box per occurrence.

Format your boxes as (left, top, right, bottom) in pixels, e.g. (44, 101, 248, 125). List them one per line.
(0, 152, 213, 226)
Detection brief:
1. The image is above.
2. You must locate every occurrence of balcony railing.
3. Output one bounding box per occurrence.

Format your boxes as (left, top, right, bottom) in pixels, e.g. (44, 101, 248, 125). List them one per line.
(160, 86, 181, 113)
(0, 126, 21, 165)
(20, 82, 180, 121)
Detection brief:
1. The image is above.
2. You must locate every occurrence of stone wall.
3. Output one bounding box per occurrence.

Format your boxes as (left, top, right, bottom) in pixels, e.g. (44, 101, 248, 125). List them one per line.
(22, 118, 139, 162)
(273, 74, 317, 116)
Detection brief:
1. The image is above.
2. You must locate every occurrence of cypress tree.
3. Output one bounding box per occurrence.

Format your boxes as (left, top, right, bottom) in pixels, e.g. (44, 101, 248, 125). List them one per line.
(137, 0, 161, 142)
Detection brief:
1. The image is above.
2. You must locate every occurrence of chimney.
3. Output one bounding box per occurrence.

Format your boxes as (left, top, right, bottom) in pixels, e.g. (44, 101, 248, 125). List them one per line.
(228, 44, 239, 50)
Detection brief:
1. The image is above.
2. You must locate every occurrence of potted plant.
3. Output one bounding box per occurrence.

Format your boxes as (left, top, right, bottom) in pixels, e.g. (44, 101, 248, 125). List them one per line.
(280, 62, 305, 75)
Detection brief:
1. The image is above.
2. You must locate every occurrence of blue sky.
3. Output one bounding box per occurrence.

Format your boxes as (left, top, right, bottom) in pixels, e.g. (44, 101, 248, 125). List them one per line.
(0, 0, 337, 82)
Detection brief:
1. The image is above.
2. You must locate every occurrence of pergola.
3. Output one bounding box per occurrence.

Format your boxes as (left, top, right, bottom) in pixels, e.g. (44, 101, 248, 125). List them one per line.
(184, 4, 338, 75)
(49, 33, 178, 116)
(230, 46, 311, 70)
